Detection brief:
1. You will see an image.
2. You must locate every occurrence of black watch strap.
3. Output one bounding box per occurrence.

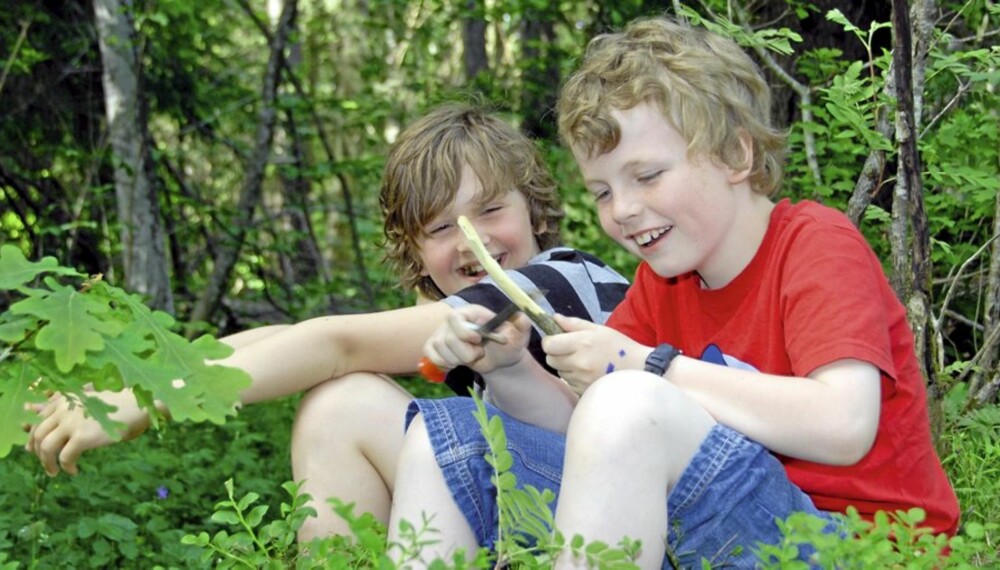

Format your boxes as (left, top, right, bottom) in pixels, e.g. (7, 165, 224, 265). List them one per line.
(644, 343, 681, 376)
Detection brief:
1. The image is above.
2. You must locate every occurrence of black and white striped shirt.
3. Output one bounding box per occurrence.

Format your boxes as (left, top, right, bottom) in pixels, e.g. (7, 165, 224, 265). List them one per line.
(442, 247, 630, 395)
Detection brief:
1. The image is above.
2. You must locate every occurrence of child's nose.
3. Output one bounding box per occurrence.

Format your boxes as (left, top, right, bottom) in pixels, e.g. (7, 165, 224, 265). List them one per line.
(611, 193, 640, 223)
(457, 221, 491, 251)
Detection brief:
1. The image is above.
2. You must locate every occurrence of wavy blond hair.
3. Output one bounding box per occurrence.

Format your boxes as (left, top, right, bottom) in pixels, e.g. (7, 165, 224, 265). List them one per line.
(380, 103, 564, 300)
(558, 17, 786, 196)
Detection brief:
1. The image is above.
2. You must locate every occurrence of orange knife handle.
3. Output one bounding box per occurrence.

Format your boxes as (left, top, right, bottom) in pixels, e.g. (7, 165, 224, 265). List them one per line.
(418, 357, 447, 383)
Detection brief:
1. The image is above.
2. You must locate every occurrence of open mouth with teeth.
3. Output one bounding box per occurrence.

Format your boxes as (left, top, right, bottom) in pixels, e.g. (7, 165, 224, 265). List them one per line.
(634, 227, 671, 248)
(459, 253, 507, 277)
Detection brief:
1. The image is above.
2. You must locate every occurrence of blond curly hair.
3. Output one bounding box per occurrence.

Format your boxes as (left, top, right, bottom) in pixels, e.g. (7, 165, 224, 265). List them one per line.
(558, 17, 786, 196)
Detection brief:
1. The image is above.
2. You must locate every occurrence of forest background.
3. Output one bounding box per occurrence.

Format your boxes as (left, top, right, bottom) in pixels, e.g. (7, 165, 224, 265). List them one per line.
(0, 0, 998, 567)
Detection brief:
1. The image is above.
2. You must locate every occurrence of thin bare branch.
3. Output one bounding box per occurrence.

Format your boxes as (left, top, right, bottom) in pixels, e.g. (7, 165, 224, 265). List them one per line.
(190, 0, 297, 325)
(935, 233, 1000, 332)
(730, 1, 823, 188)
(0, 20, 31, 100)
(921, 80, 972, 139)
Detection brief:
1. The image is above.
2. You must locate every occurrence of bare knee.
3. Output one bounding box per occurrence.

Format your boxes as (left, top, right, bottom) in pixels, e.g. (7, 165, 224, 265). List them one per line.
(571, 371, 713, 447)
(293, 372, 408, 447)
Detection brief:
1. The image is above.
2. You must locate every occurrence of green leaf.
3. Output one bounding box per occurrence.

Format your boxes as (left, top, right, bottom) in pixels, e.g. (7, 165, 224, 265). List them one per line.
(95, 513, 138, 541)
(0, 315, 38, 343)
(11, 279, 122, 372)
(237, 491, 261, 512)
(0, 360, 47, 457)
(826, 9, 861, 36)
(77, 517, 98, 539)
(96, 285, 250, 424)
(495, 471, 517, 491)
(211, 510, 241, 525)
(494, 450, 514, 472)
(0, 245, 80, 290)
(246, 504, 269, 527)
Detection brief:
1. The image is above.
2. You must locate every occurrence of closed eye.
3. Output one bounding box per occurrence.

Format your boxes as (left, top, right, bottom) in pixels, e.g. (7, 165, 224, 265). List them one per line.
(592, 188, 612, 203)
(637, 171, 663, 184)
(426, 222, 452, 236)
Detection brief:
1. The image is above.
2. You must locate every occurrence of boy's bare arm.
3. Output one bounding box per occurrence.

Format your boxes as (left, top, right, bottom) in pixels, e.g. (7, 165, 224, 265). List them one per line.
(543, 315, 881, 466)
(667, 357, 881, 465)
(232, 302, 451, 403)
(26, 301, 453, 475)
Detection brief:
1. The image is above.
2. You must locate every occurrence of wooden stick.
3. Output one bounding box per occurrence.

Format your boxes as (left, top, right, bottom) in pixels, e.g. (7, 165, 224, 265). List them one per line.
(457, 216, 562, 336)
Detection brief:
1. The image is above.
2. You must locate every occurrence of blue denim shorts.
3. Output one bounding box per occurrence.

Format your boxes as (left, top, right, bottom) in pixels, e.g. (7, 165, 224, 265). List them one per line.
(405, 397, 833, 568)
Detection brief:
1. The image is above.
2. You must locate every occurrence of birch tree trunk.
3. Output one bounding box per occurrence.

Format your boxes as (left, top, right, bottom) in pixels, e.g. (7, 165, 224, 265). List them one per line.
(93, 0, 174, 312)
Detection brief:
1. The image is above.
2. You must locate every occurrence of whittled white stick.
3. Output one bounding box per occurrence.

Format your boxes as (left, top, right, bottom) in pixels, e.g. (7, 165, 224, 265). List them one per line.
(457, 215, 562, 336)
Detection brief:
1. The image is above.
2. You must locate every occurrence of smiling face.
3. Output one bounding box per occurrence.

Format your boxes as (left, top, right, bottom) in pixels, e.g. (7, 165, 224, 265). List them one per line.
(575, 103, 770, 289)
(415, 165, 541, 296)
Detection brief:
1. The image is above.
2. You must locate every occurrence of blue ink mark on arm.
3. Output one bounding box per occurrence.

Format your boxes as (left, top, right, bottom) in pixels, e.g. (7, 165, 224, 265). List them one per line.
(606, 362, 615, 374)
(618, 349, 626, 358)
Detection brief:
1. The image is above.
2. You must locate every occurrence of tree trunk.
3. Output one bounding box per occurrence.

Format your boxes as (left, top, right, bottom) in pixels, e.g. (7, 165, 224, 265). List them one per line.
(92, 0, 174, 312)
(972, 186, 1000, 404)
(520, 12, 558, 141)
(189, 0, 297, 325)
(462, 0, 488, 82)
(889, 0, 942, 439)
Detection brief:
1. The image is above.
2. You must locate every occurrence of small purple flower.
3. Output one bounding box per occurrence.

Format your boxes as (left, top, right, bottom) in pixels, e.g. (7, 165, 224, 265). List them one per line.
(156, 486, 169, 500)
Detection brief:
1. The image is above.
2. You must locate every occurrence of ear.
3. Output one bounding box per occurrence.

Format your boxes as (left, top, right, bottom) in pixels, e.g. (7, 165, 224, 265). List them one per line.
(727, 131, 754, 185)
(534, 219, 548, 238)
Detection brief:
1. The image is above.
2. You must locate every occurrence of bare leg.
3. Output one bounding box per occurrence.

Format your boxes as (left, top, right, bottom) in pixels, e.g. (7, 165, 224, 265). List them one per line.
(291, 372, 412, 541)
(388, 413, 479, 566)
(553, 371, 715, 570)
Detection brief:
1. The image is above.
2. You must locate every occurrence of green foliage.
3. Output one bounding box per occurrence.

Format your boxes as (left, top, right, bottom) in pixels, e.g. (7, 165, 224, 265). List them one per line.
(0, 244, 249, 457)
(180, 478, 316, 567)
(3, 1, 1000, 567)
(178, 395, 640, 569)
(940, 383, 1000, 561)
(679, 4, 803, 57)
(0, 397, 296, 568)
(757, 507, 998, 568)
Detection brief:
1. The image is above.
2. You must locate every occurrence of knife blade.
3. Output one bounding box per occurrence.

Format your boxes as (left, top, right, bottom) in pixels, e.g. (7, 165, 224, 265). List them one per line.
(464, 300, 521, 344)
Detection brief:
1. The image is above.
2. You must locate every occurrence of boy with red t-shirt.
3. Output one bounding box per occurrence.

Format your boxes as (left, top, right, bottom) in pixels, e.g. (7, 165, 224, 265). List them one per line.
(398, 16, 959, 568)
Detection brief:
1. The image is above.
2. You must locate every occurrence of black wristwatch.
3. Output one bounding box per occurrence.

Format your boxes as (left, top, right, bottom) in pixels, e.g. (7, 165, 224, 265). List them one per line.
(644, 343, 681, 376)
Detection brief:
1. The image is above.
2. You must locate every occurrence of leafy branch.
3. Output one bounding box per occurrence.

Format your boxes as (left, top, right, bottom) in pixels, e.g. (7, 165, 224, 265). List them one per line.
(0, 244, 250, 458)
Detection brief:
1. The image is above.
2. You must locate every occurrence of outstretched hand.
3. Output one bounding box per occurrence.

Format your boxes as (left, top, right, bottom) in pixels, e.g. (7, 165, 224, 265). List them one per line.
(542, 314, 652, 395)
(423, 304, 532, 376)
(25, 391, 149, 477)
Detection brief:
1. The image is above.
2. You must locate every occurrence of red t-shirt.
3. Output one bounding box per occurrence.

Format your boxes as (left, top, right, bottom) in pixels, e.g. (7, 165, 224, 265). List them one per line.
(606, 199, 960, 535)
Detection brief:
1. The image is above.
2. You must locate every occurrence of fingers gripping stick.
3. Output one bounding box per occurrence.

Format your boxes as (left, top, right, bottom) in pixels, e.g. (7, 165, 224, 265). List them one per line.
(418, 216, 561, 382)
(417, 301, 520, 383)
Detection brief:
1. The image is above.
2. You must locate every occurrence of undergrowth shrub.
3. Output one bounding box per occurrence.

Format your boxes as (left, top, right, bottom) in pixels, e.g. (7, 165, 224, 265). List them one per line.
(171, 394, 998, 569)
